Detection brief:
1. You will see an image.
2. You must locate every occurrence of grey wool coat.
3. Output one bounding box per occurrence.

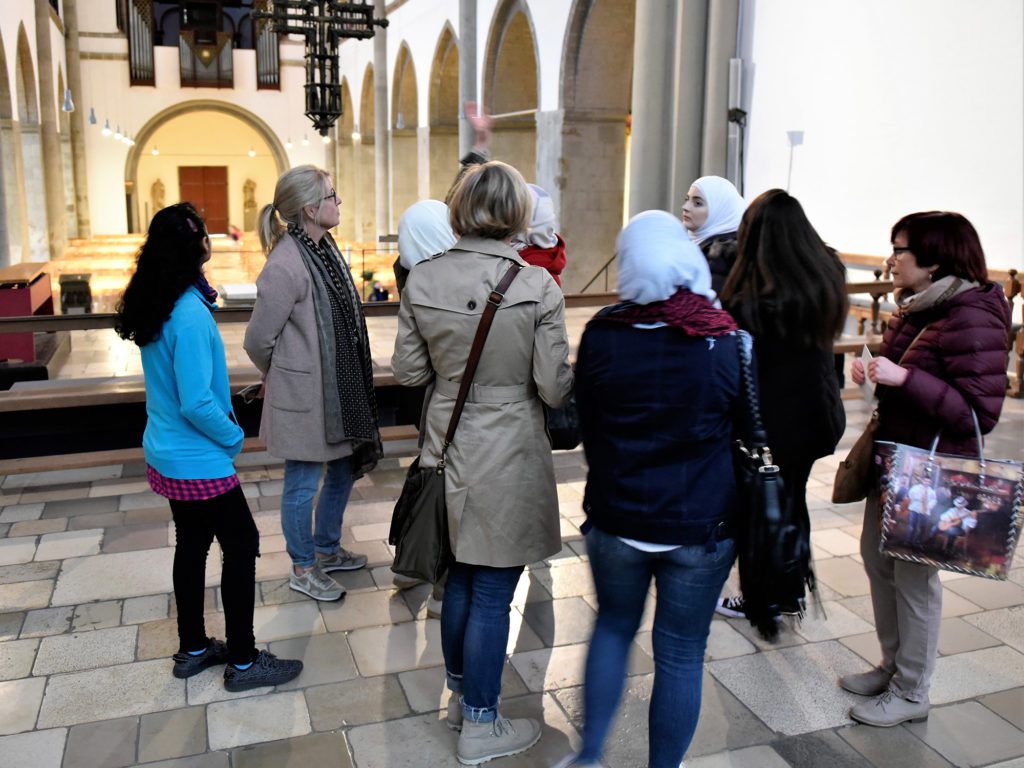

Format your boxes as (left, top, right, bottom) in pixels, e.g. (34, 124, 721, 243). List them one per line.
(391, 237, 574, 567)
(243, 233, 354, 462)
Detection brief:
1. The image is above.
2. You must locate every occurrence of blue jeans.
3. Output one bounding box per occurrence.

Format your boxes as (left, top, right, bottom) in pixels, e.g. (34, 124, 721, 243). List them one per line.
(580, 525, 735, 768)
(440, 560, 525, 723)
(281, 456, 354, 569)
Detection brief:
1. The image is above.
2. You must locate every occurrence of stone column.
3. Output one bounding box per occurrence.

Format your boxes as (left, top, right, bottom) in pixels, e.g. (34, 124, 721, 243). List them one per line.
(0, 127, 9, 266)
(373, 0, 389, 237)
(35, 0, 67, 259)
(700, 0, 739, 177)
(458, 0, 477, 157)
(63, 0, 91, 238)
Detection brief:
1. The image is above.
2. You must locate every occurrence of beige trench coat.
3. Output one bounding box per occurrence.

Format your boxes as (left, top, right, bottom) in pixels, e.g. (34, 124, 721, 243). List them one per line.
(392, 237, 574, 567)
(243, 234, 353, 462)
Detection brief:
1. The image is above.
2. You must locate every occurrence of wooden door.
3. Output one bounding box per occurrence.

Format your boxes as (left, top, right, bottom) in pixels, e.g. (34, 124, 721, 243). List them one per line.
(179, 166, 229, 233)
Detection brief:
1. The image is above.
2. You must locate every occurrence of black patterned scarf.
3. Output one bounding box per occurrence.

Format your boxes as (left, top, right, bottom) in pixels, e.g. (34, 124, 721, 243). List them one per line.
(288, 223, 381, 476)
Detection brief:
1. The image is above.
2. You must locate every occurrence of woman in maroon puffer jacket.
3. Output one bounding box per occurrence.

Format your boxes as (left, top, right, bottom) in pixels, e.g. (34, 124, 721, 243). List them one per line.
(843, 211, 1010, 728)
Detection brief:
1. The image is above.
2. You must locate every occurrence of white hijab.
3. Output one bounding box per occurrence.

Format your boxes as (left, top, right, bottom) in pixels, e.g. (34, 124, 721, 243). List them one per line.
(688, 175, 746, 246)
(397, 200, 457, 270)
(617, 210, 717, 305)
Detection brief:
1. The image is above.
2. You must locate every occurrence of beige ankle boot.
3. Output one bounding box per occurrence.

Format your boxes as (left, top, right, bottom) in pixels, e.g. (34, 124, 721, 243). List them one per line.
(456, 714, 541, 765)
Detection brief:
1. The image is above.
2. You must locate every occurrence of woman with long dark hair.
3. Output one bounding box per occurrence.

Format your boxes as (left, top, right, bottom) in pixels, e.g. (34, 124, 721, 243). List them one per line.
(844, 212, 1009, 726)
(116, 203, 302, 691)
(716, 189, 848, 629)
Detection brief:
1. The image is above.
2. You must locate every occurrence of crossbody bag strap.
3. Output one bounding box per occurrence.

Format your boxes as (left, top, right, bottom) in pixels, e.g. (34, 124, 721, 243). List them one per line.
(735, 330, 776, 468)
(871, 322, 932, 422)
(442, 262, 523, 454)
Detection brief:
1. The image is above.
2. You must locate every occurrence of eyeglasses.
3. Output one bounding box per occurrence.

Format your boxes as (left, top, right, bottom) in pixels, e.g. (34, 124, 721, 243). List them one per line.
(891, 247, 912, 258)
(322, 189, 339, 204)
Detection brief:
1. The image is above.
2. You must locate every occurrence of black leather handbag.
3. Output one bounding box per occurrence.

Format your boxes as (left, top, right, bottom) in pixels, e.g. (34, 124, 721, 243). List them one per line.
(389, 263, 522, 583)
(733, 331, 812, 641)
(545, 394, 581, 450)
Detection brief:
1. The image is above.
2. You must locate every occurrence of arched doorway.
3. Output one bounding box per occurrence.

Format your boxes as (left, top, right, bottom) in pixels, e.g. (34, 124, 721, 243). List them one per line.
(336, 78, 356, 240)
(483, 1, 538, 182)
(559, 0, 636, 290)
(0, 28, 23, 266)
(391, 43, 419, 224)
(125, 100, 287, 234)
(16, 23, 46, 261)
(357, 64, 376, 241)
(429, 24, 458, 201)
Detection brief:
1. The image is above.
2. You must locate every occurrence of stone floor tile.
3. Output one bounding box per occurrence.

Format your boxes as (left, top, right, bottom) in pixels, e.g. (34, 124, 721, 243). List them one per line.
(0, 537, 37, 566)
(67, 512, 125, 531)
(940, 589, 984, 618)
(33, 626, 137, 675)
(963, 605, 1024, 653)
(811, 528, 862, 556)
(930, 646, 1024, 704)
(88, 479, 152, 499)
(0, 611, 23, 640)
(979, 687, 1024, 731)
(6, 466, 121, 489)
(347, 620, 444, 676)
(986, 760, 1024, 768)
(13, 487, 85, 505)
(792, 601, 874, 642)
(707, 640, 870, 735)
(723, 613, 808, 651)
(942, 578, 1024, 610)
(140, 753, 230, 768)
(138, 706, 208, 763)
(251, 551, 293, 582)
(907, 700, 1024, 767)
(72, 600, 123, 631)
(839, 631, 884, 667)
(770, 730, 874, 768)
(122, 594, 169, 624)
(64, 716, 139, 768)
(808, 508, 855, 530)
(0, 728, 67, 768)
(34, 530, 102, 561)
(269, 632, 360, 690)
(139, 614, 226, 662)
(51, 549, 174, 606)
(185, 663, 274, 706)
(252, 600, 326, 643)
(520, 596, 596, 648)
(0, 677, 47, 735)
(510, 640, 651, 693)
(814, 557, 872, 597)
(232, 730, 353, 768)
(839, 721, 953, 767)
(20, 606, 72, 638)
(687, 746, 792, 768)
(257, 578, 308, 607)
(123, 506, 173, 525)
(206, 690, 311, 750)
(345, 709, 461, 767)
(304, 674, 410, 730)
(0, 637, 38, 680)
(0, 503, 45, 523)
(40, 495, 119, 519)
(704, 618, 758, 660)
(397, 660, 529, 715)
(350, 522, 390, 541)
(101, 523, 169, 553)
(938, 616, 1001, 655)
(36, 660, 186, 728)
(118, 491, 170, 511)
(0, 579, 54, 612)
(9, 519, 67, 537)
(319, 588, 414, 632)
(0, 560, 60, 586)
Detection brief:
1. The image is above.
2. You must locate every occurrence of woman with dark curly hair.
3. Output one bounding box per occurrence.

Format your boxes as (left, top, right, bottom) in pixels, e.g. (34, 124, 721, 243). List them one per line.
(116, 202, 302, 692)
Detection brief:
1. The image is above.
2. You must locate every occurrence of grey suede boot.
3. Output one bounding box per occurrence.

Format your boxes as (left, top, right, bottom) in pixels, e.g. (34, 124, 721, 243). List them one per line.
(456, 714, 541, 765)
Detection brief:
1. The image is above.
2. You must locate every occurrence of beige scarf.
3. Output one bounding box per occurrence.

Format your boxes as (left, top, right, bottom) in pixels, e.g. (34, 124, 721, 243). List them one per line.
(896, 275, 980, 316)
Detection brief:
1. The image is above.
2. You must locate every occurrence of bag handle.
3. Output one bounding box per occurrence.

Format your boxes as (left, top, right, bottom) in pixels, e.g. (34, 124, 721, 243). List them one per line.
(925, 408, 986, 477)
(440, 262, 523, 464)
(735, 330, 779, 474)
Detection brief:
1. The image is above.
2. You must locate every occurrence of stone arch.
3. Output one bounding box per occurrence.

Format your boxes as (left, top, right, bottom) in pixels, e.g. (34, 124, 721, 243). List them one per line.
(429, 23, 459, 201)
(336, 76, 356, 239)
(356, 64, 376, 239)
(16, 22, 46, 259)
(391, 43, 419, 224)
(124, 100, 288, 233)
(15, 24, 38, 125)
(482, 0, 538, 181)
(0, 28, 18, 265)
(557, 0, 636, 291)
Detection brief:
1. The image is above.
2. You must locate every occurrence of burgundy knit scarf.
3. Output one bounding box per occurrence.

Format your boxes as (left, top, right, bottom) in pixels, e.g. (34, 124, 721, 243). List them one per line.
(597, 288, 738, 336)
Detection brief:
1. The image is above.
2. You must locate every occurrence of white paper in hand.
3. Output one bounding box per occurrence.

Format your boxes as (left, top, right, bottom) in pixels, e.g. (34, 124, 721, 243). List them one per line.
(860, 345, 877, 403)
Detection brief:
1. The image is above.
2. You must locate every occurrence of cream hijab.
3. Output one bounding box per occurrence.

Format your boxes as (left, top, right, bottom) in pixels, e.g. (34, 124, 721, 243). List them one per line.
(397, 200, 457, 270)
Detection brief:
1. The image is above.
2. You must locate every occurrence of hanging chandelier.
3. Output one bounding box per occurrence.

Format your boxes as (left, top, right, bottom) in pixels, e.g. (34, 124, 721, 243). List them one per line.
(252, 1, 388, 136)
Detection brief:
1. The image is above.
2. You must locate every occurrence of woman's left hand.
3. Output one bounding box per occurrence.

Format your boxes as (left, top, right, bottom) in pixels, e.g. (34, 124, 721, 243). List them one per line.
(867, 357, 909, 387)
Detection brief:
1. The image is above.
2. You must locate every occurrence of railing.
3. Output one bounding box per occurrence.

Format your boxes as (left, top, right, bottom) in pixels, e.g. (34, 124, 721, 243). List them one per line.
(579, 253, 616, 293)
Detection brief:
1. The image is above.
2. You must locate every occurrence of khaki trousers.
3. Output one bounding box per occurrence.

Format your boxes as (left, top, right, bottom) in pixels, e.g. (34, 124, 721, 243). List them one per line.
(860, 491, 941, 701)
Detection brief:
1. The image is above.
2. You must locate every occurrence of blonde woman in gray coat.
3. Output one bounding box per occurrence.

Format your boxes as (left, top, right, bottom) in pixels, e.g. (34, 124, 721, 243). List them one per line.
(392, 161, 573, 765)
(244, 165, 381, 603)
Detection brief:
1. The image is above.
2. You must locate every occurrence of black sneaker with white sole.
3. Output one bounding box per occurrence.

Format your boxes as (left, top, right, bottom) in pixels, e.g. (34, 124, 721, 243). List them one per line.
(223, 649, 303, 692)
(714, 595, 748, 618)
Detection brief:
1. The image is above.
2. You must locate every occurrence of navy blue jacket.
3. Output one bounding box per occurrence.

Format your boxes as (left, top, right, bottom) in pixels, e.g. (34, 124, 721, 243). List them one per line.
(575, 319, 742, 545)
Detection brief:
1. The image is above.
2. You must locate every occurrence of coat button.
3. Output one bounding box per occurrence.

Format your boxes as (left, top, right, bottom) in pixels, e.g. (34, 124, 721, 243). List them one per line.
(467, 300, 476, 310)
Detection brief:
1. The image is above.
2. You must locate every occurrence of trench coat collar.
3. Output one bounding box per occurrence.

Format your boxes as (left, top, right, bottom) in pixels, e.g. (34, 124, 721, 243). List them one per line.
(447, 235, 528, 266)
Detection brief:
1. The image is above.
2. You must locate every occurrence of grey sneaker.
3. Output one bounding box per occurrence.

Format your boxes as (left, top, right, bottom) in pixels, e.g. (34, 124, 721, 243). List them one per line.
(457, 715, 541, 765)
(223, 649, 303, 692)
(840, 667, 892, 696)
(317, 547, 368, 572)
(850, 690, 929, 727)
(290, 564, 345, 601)
(447, 693, 463, 731)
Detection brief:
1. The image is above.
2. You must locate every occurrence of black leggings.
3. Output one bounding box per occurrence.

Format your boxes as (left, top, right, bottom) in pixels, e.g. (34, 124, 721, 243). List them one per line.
(169, 485, 260, 666)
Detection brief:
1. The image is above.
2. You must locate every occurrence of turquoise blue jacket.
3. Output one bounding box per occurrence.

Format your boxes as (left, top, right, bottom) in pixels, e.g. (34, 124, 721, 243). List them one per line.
(141, 285, 244, 479)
